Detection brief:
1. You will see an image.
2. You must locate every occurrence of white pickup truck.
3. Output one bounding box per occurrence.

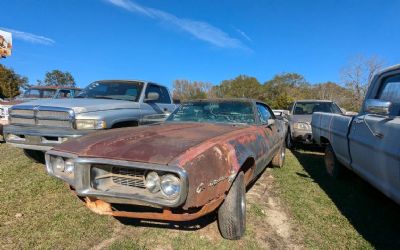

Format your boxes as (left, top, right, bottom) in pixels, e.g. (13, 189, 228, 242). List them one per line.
(312, 65, 400, 204)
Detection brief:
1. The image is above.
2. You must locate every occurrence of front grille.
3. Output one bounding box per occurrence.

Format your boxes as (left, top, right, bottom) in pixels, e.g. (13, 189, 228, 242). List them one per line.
(10, 117, 35, 125)
(10, 106, 73, 128)
(111, 167, 146, 188)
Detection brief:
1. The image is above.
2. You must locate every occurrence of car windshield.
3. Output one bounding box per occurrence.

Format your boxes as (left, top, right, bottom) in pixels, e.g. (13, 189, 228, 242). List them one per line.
(76, 81, 144, 101)
(23, 89, 56, 98)
(167, 101, 256, 124)
(293, 102, 342, 115)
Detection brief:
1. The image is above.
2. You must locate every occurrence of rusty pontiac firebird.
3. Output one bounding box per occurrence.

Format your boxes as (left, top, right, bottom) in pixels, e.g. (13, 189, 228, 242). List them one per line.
(45, 99, 287, 239)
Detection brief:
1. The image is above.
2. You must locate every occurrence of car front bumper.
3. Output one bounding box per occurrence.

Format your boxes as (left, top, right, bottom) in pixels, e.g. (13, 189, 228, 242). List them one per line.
(3, 125, 92, 151)
(292, 129, 313, 143)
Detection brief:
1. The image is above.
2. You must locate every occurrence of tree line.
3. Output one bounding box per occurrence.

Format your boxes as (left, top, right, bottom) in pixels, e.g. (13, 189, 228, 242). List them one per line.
(0, 55, 383, 111)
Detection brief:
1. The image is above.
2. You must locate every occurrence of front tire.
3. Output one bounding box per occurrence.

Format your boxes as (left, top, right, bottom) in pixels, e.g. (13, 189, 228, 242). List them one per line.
(271, 142, 286, 168)
(324, 144, 343, 178)
(286, 130, 294, 149)
(218, 172, 246, 240)
(23, 149, 45, 164)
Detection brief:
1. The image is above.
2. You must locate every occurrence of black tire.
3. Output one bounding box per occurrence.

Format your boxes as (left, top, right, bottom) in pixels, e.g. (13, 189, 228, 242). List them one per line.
(271, 142, 286, 168)
(23, 149, 45, 164)
(218, 172, 246, 240)
(286, 130, 294, 149)
(324, 144, 343, 178)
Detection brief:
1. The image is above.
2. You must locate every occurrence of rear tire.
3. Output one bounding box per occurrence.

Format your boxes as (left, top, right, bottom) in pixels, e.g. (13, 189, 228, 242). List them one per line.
(23, 149, 45, 164)
(324, 144, 343, 178)
(271, 142, 286, 168)
(218, 172, 246, 240)
(286, 130, 294, 149)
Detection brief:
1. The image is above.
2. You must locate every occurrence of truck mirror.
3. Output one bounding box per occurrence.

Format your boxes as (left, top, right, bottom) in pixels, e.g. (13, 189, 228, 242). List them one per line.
(145, 92, 159, 102)
(365, 99, 391, 116)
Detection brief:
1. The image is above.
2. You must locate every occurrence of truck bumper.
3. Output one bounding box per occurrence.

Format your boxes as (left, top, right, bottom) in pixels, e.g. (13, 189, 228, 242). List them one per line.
(292, 129, 313, 144)
(3, 125, 92, 151)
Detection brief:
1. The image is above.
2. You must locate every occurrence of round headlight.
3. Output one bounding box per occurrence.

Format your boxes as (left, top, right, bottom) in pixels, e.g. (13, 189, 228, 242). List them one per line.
(160, 174, 181, 198)
(54, 157, 65, 172)
(145, 171, 160, 193)
(65, 160, 74, 174)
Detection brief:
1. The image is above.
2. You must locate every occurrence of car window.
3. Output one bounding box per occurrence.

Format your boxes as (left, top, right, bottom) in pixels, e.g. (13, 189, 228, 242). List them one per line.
(257, 103, 272, 124)
(378, 74, 400, 116)
(145, 84, 170, 104)
(294, 102, 341, 114)
(58, 90, 71, 98)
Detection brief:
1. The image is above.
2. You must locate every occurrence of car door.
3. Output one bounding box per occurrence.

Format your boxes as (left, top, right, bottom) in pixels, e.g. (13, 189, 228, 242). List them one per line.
(348, 73, 400, 202)
(255, 103, 279, 175)
(141, 84, 174, 124)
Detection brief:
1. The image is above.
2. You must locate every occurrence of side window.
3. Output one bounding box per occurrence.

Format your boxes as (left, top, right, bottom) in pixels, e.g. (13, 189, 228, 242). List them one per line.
(378, 74, 400, 116)
(257, 103, 272, 124)
(58, 90, 71, 98)
(159, 86, 172, 104)
(145, 84, 162, 103)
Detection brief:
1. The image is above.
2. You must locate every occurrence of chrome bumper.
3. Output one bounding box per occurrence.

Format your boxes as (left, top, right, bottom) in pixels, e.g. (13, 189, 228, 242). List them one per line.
(45, 150, 189, 208)
(4, 125, 92, 151)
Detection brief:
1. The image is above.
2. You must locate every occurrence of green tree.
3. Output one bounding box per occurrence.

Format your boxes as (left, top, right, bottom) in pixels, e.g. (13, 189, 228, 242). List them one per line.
(213, 75, 262, 99)
(43, 70, 75, 87)
(0, 64, 28, 98)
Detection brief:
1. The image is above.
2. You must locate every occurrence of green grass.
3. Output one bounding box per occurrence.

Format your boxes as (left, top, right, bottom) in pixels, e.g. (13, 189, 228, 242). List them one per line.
(272, 148, 400, 249)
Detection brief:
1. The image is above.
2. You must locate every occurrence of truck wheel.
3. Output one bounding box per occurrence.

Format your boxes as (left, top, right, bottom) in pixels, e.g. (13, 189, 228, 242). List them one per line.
(271, 142, 286, 168)
(286, 131, 294, 149)
(23, 149, 45, 164)
(324, 144, 343, 178)
(218, 172, 246, 240)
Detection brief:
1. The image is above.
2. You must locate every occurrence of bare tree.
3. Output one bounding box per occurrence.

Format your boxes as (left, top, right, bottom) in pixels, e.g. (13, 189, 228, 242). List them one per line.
(341, 55, 384, 110)
(172, 80, 213, 100)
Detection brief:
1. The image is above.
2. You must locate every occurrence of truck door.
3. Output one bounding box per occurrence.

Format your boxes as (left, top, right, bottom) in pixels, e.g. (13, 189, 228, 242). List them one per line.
(141, 84, 174, 124)
(348, 73, 400, 202)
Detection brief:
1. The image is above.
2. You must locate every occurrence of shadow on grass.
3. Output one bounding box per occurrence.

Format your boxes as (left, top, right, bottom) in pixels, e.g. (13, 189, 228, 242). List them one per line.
(292, 149, 400, 249)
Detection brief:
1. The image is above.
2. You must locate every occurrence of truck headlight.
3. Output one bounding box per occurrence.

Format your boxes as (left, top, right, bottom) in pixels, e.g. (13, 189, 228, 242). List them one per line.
(293, 122, 311, 130)
(160, 174, 181, 198)
(75, 119, 106, 130)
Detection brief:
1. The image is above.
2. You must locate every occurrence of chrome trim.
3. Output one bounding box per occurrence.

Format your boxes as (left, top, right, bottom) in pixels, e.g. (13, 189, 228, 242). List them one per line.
(45, 151, 189, 208)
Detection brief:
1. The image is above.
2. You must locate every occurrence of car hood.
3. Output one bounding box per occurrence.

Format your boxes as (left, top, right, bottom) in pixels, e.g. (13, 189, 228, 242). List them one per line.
(12, 98, 140, 113)
(290, 114, 312, 124)
(54, 122, 245, 165)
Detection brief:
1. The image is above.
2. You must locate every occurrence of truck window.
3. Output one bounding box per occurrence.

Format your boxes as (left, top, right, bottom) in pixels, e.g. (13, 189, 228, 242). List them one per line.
(145, 84, 171, 104)
(378, 74, 400, 116)
(58, 90, 71, 98)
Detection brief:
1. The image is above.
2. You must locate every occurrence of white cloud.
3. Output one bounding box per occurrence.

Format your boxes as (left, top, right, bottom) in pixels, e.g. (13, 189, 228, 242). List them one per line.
(1, 27, 55, 45)
(106, 0, 248, 49)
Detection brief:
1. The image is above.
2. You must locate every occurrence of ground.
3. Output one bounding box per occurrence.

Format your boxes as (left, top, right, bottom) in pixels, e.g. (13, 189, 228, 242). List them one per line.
(0, 143, 399, 249)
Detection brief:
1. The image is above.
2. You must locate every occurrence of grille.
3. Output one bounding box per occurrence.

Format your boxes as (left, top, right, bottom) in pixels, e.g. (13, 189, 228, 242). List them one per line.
(10, 117, 35, 125)
(10, 107, 73, 128)
(10, 109, 34, 116)
(111, 167, 146, 188)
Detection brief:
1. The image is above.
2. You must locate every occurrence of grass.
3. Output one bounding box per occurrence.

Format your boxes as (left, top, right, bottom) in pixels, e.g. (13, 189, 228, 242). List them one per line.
(272, 147, 400, 249)
(1, 142, 399, 249)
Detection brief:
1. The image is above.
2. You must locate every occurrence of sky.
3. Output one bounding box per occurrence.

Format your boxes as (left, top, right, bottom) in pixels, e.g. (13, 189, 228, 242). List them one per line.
(1, 0, 400, 89)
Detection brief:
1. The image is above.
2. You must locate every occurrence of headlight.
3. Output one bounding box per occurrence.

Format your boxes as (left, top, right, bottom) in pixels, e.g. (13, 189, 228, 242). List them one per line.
(145, 171, 161, 193)
(293, 122, 311, 130)
(75, 119, 106, 130)
(48, 156, 75, 185)
(160, 174, 181, 198)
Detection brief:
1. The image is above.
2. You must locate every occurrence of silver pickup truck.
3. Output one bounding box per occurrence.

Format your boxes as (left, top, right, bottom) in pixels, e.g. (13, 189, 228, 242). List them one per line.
(4, 80, 176, 162)
(312, 65, 400, 204)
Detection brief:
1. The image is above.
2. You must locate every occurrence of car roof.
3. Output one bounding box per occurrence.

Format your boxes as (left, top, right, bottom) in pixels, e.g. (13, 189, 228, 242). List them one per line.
(29, 85, 81, 90)
(295, 99, 334, 103)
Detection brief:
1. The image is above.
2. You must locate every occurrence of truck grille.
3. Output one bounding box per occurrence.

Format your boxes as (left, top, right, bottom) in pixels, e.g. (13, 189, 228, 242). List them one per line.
(9, 106, 73, 128)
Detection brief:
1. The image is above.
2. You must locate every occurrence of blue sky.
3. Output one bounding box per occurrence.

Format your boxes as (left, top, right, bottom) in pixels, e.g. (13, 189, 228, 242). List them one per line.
(1, 0, 399, 89)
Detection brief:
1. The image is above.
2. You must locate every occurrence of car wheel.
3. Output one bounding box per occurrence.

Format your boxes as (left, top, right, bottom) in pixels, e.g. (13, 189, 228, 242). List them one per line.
(324, 144, 343, 178)
(286, 130, 294, 149)
(218, 171, 246, 240)
(23, 149, 45, 164)
(271, 142, 286, 168)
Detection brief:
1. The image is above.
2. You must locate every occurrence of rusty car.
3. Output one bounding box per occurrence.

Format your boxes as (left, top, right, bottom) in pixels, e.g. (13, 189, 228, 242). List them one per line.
(45, 99, 286, 239)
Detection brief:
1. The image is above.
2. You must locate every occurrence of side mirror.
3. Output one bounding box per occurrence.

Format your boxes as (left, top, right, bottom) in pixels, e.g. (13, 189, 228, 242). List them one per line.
(365, 99, 391, 116)
(145, 92, 159, 102)
(267, 119, 275, 126)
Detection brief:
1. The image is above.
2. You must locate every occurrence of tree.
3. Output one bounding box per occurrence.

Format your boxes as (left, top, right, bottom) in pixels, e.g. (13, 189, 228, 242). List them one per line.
(312, 82, 357, 111)
(172, 80, 212, 100)
(213, 75, 262, 99)
(340, 55, 384, 111)
(0, 64, 28, 98)
(42, 70, 75, 87)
